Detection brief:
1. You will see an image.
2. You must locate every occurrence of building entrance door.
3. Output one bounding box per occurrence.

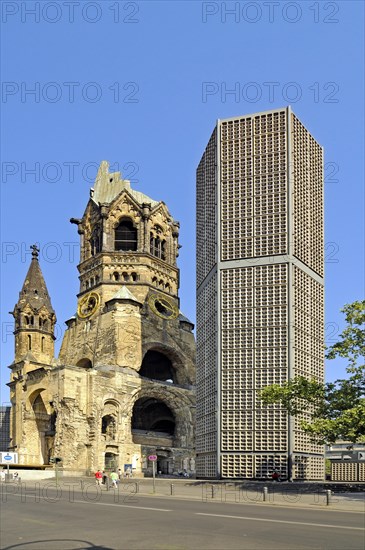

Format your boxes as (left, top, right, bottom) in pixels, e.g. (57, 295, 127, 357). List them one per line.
(105, 452, 118, 471)
(156, 450, 172, 474)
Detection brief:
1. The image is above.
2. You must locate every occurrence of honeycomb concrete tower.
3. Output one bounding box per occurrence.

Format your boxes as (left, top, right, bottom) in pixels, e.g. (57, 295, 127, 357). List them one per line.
(8, 162, 196, 475)
(196, 107, 324, 480)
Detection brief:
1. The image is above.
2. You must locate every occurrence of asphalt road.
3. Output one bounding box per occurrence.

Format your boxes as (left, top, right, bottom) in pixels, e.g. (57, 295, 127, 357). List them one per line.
(1, 483, 364, 550)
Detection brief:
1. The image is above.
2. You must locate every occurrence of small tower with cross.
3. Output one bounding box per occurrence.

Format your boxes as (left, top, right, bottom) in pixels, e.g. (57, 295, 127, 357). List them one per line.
(11, 245, 57, 365)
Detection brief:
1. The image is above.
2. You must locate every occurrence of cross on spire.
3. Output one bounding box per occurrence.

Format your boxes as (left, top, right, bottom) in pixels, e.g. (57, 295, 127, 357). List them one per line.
(31, 244, 40, 259)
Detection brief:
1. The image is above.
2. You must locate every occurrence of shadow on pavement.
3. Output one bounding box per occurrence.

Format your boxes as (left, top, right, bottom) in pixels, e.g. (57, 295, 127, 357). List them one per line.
(2, 539, 114, 550)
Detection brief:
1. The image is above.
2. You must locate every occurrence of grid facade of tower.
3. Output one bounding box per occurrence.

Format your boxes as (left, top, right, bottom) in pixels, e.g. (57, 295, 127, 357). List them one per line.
(196, 108, 324, 480)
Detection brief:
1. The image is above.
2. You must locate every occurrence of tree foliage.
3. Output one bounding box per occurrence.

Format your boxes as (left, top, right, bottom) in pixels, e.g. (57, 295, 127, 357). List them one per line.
(259, 300, 365, 444)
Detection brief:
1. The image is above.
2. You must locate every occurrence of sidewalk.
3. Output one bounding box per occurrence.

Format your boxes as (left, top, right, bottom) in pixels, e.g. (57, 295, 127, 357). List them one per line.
(3, 477, 363, 512)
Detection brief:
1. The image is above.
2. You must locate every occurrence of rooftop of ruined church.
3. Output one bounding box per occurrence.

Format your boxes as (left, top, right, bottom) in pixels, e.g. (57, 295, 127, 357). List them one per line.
(91, 161, 160, 208)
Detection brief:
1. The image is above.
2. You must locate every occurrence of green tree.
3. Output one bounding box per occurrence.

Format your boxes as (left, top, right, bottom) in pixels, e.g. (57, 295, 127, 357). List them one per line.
(259, 300, 365, 444)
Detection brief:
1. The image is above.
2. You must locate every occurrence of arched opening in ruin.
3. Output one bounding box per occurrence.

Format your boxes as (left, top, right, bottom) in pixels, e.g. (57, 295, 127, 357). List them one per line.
(76, 358, 93, 369)
(132, 397, 175, 436)
(139, 350, 176, 383)
(33, 394, 47, 416)
(28, 391, 53, 465)
(101, 415, 116, 439)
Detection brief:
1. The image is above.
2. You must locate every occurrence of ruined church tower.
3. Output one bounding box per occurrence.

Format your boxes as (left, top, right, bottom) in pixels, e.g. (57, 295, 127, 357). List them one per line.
(8, 162, 196, 475)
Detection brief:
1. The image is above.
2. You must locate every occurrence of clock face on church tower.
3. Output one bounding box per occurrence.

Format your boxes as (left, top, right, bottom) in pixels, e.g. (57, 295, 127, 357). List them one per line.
(77, 291, 100, 319)
(148, 292, 179, 320)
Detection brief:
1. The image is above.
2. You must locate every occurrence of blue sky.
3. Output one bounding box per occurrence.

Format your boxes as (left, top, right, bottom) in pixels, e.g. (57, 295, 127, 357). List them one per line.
(1, 1, 364, 403)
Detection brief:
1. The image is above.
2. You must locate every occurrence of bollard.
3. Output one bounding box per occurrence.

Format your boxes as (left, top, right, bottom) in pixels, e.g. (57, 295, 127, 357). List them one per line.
(211, 484, 215, 499)
(135, 482, 139, 494)
(325, 489, 331, 506)
(170, 483, 174, 496)
(263, 486, 268, 502)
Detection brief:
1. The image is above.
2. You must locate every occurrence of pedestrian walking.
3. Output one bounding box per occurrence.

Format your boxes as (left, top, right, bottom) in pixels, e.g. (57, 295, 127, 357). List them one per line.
(95, 469, 103, 486)
(110, 471, 118, 488)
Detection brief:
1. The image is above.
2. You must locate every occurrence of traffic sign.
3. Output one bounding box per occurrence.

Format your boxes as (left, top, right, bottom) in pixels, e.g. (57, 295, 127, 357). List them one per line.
(148, 455, 157, 461)
(0, 452, 18, 465)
